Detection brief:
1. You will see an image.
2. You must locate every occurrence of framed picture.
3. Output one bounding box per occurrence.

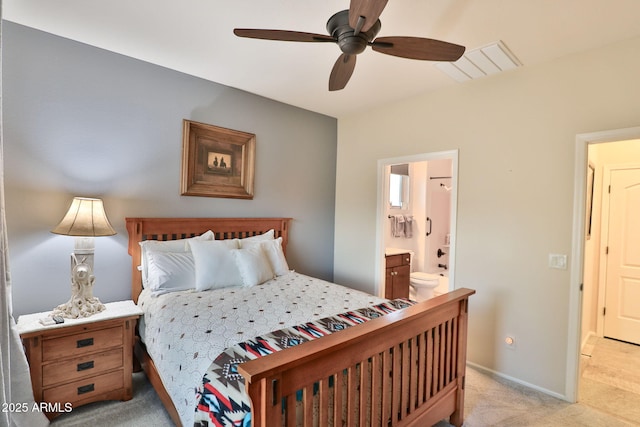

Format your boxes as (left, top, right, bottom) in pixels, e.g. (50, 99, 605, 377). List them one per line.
(181, 120, 255, 199)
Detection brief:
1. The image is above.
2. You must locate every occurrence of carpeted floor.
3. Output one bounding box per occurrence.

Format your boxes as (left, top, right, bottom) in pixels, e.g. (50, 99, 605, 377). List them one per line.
(50, 336, 639, 426)
(436, 356, 637, 426)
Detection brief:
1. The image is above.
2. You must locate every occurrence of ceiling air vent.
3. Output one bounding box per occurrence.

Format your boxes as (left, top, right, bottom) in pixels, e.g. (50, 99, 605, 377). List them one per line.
(436, 40, 521, 82)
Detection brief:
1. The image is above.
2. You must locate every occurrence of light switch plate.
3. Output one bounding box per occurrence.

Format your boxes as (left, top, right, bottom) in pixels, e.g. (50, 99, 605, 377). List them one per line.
(548, 253, 567, 269)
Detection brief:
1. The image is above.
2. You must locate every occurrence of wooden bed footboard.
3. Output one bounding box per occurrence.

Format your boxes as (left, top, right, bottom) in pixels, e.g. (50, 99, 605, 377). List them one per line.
(239, 288, 475, 427)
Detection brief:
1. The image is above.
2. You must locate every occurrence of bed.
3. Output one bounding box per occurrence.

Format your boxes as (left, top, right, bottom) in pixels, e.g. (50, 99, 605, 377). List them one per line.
(126, 217, 474, 427)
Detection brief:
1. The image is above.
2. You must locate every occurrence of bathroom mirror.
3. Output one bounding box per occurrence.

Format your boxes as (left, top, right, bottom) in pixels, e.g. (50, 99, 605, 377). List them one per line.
(389, 164, 410, 209)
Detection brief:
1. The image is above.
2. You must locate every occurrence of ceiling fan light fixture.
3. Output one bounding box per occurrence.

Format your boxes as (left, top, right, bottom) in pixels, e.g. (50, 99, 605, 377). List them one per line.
(436, 40, 520, 82)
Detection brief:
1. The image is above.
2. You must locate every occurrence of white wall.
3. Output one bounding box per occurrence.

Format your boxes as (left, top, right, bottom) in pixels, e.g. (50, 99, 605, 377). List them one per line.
(334, 35, 640, 397)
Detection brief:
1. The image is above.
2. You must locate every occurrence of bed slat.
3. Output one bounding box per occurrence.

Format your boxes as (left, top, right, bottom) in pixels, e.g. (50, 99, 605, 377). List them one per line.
(417, 332, 426, 405)
(370, 352, 382, 425)
(381, 350, 392, 425)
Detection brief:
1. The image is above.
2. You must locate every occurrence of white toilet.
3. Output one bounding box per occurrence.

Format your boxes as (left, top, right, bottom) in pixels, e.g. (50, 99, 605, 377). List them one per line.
(409, 272, 441, 301)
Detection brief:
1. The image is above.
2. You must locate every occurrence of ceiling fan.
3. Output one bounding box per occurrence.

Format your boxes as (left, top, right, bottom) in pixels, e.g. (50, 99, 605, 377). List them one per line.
(233, 0, 465, 91)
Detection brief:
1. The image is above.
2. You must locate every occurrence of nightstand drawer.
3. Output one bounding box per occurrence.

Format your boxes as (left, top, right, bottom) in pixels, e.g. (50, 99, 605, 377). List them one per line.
(42, 348, 124, 387)
(43, 369, 124, 404)
(42, 326, 123, 361)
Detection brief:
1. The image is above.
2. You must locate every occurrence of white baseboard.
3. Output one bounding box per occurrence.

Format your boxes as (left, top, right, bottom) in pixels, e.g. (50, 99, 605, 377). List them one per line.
(580, 330, 597, 354)
(466, 362, 567, 401)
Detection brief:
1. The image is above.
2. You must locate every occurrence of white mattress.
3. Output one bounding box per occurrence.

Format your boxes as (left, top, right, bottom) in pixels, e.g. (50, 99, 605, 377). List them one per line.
(137, 271, 386, 426)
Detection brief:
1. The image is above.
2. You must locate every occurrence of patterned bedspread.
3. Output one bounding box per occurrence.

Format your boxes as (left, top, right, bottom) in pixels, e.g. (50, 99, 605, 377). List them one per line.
(137, 271, 389, 426)
(193, 298, 416, 427)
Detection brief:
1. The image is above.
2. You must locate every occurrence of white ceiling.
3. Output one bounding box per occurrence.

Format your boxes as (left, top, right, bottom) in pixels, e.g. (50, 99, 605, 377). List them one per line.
(5, 0, 640, 118)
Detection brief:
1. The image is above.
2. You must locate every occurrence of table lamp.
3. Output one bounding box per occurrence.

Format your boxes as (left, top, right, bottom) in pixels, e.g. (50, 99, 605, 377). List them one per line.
(51, 197, 116, 318)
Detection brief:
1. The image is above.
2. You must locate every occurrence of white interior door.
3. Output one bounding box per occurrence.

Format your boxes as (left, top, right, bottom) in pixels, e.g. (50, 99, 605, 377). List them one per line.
(603, 167, 640, 344)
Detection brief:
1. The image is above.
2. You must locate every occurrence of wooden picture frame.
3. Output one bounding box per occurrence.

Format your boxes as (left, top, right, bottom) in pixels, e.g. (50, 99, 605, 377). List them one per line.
(181, 120, 255, 199)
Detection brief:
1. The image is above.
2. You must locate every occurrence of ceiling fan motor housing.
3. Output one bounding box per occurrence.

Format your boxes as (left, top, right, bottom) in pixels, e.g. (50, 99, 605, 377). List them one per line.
(327, 10, 381, 55)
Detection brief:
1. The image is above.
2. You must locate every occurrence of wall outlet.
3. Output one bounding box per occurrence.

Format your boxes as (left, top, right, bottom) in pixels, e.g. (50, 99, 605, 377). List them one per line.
(504, 335, 516, 350)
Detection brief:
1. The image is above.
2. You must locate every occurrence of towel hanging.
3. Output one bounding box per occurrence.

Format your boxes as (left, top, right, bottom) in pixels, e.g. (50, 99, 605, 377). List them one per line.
(403, 215, 414, 238)
(390, 215, 404, 237)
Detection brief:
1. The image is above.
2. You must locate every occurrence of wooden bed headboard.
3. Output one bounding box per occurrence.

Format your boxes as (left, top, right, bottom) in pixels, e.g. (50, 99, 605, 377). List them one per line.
(125, 217, 292, 303)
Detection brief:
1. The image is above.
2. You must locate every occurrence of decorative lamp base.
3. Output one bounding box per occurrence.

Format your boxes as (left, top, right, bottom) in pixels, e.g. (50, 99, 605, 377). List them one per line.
(54, 248, 105, 318)
(53, 296, 106, 319)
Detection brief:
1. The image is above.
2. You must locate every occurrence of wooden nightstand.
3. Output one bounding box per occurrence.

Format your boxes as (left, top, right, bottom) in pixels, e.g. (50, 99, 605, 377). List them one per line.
(17, 300, 143, 420)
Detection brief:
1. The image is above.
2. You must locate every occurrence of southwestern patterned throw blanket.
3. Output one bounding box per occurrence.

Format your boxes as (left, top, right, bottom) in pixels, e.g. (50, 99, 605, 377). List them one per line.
(193, 298, 416, 427)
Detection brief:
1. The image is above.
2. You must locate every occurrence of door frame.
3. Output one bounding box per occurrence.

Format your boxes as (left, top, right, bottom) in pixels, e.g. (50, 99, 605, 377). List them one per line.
(375, 150, 459, 298)
(568, 126, 640, 401)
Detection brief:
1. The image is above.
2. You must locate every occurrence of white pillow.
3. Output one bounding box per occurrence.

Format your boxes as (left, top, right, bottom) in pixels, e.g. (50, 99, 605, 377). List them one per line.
(232, 245, 275, 287)
(239, 229, 274, 247)
(146, 251, 195, 296)
(189, 239, 242, 291)
(243, 237, 289, 276)
(139, 230, 214, 287)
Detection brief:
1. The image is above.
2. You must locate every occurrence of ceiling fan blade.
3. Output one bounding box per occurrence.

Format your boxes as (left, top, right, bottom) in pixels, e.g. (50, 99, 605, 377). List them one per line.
(234, 29, 335, 43)
(329, 54, 356, 91)
(372, 37, 465, 61)
(349, 0, 388, 33)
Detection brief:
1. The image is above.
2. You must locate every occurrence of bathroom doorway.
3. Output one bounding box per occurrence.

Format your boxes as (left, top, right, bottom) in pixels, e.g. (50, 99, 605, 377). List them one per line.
(376, 150, 458, 300)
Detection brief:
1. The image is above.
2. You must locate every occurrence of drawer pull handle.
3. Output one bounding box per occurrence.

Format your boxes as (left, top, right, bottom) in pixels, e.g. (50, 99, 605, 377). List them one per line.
(77, 361, 94, 371)
(77, 383, 94, 395)
(77, 338, 94, 348)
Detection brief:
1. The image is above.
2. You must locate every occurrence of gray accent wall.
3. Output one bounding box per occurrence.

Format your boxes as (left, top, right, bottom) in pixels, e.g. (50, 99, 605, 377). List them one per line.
(2, 22, 337, 316)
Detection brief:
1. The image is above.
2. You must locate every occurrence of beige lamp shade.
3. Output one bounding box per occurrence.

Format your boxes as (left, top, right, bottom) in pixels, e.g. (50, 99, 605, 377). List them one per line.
(51, 197, 116, 237)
